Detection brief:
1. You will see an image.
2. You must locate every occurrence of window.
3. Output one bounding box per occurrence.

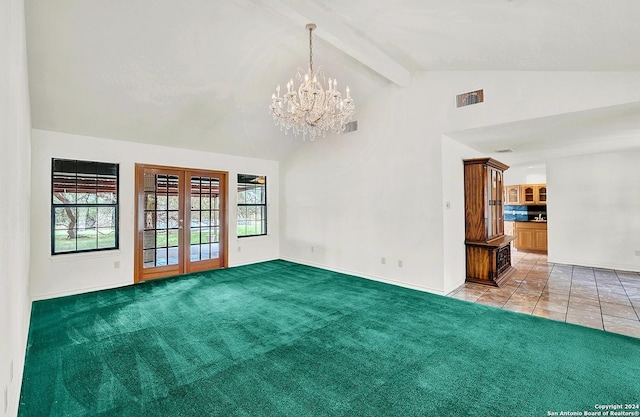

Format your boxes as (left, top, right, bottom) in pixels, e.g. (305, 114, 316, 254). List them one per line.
(456, 89, 484, 108)
(237, 174, 266, 237)
(51, 158, 119, 254)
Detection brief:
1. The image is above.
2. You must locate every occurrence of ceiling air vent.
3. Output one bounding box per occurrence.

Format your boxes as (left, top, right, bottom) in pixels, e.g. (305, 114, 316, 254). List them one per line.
(343, 120, 358, 133)
(456, 89, 484, 108)
(494, 149, 514, 153)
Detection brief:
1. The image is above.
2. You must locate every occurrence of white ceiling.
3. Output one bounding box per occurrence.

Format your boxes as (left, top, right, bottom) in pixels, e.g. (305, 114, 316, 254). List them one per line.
(447, 101, 640, 165)
(24, 0, 640, 162)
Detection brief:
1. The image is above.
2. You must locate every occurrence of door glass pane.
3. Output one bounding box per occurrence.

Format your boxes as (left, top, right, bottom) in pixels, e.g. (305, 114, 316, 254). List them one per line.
(201, 195, 211, 210)
(190, 176, 220, 262)
(155, 248, 168, 266)
(201, 211, 210, 226)
(202, 242, 211, 259)
(191, 195, 200, 210)
(168, 247, 179, 265)
(143, 231, 155, 249)
(168, 211, 179, 229)
(168, 195, 179, 210)
(144, 212, 155, 230)
(144, 249, 155, 266)
(145, 192, 155, 210)
(167, 230, 179, 248)
(190, 244, 201, 262)
(143, 173, 180, 268)
(156, 212, 167, 229)
(156, 230, 167, 248)
(191, 211, 201, 226)
(157, 195, 167, 210)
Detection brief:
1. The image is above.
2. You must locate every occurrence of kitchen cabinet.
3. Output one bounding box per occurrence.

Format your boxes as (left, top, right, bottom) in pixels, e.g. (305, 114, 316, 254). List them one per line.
(463, 158, 515, 286)
(521, 184, 547, 205)
(514, 221, 547, 253)
(504, 185, 521, 205)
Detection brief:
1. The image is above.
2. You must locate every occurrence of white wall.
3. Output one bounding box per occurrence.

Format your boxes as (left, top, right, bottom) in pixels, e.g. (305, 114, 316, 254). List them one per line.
(280, 71, 640, 295)
(504, 163, 547, 186)
(280, 81, 450, 294)
(441, 135, 482, 294)
(547, 151, 640, 271)
(0, 0, 31, 415)
(30, 130, 280, 300)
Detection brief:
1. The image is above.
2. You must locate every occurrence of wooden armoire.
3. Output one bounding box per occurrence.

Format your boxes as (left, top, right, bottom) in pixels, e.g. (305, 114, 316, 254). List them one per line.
(463, 158, 515, 286)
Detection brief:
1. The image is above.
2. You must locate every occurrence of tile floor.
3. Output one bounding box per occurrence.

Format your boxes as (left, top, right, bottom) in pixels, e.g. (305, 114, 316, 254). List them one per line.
(447, 251, 640, 338)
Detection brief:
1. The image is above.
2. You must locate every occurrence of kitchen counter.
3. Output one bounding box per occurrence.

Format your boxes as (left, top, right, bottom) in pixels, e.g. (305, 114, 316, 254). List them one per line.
(511, 221, 547, 253)
(504, 220, 547, 253)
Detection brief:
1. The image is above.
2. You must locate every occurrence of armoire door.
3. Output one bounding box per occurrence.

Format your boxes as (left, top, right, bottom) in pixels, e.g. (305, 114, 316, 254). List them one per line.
(134, 164, 227, 283)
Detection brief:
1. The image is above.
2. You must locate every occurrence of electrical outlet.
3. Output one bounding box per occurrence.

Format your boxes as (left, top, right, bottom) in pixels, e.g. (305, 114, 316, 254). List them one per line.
(381, 257, 386, 265)
(113, 261, 120, 269)
(398, 260, 403, 268)
(445, 201, 451, 209)
(311, 246, 314, 252)
(635, 250, 640, 257)
(237, 246, 241, 252)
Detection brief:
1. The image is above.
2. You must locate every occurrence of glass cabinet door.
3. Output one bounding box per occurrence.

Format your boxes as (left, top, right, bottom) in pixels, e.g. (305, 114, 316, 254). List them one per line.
(506, 186, 520, 204)
(487, 167, 503, 240)
(523, 186, 535, 204)
(537, 186, 547, 203)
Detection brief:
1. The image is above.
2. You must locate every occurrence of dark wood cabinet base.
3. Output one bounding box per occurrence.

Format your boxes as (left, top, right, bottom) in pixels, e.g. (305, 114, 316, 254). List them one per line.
(465, 235, 516, 287)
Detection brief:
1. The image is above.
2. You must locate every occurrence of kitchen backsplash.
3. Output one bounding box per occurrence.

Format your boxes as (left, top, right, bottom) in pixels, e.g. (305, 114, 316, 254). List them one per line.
(504, 205, 547, 221)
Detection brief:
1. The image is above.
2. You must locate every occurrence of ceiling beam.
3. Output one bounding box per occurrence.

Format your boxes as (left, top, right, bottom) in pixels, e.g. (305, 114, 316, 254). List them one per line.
(262, 0, 411, 87)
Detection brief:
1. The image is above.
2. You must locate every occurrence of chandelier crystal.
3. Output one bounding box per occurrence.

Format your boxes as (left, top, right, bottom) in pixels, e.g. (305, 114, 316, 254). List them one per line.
(270, 23, 355, 141)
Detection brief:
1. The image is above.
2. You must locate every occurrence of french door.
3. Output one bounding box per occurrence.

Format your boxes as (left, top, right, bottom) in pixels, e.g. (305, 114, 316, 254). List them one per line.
(134, 164, 227, 283)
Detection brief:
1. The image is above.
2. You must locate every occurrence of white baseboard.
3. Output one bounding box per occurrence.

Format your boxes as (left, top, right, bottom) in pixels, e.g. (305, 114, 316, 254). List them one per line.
(31, 281, 133, 302)
(229, 257, 279, 268)
(280, 256, 445, 296)
(548, 257, 640, 273)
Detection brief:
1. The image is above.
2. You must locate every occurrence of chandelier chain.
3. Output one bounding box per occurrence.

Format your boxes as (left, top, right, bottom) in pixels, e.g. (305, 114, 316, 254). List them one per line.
(308, 25, 313, 73)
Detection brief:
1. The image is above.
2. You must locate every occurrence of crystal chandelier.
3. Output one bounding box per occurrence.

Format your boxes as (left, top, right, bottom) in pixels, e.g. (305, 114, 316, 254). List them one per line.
(269, 23, 355, 141)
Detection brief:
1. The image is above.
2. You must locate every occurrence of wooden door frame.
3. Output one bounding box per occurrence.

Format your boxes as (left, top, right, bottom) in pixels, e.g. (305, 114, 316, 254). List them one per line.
(184, 167, 228, 274)
(134, 165, 185, 283)
(134, 163, 229, 283)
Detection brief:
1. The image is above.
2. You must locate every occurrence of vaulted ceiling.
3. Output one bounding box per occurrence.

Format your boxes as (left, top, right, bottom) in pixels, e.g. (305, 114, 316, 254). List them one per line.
(25, 0, 640, 161)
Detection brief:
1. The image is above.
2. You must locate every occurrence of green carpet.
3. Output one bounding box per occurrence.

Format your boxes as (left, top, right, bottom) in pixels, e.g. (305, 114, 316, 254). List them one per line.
(19, 260, 640, 416)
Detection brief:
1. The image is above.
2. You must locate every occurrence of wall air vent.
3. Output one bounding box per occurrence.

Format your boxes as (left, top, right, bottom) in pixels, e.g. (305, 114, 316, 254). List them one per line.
(456, 89, 484, 108)
(343, 120, 358, 133)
